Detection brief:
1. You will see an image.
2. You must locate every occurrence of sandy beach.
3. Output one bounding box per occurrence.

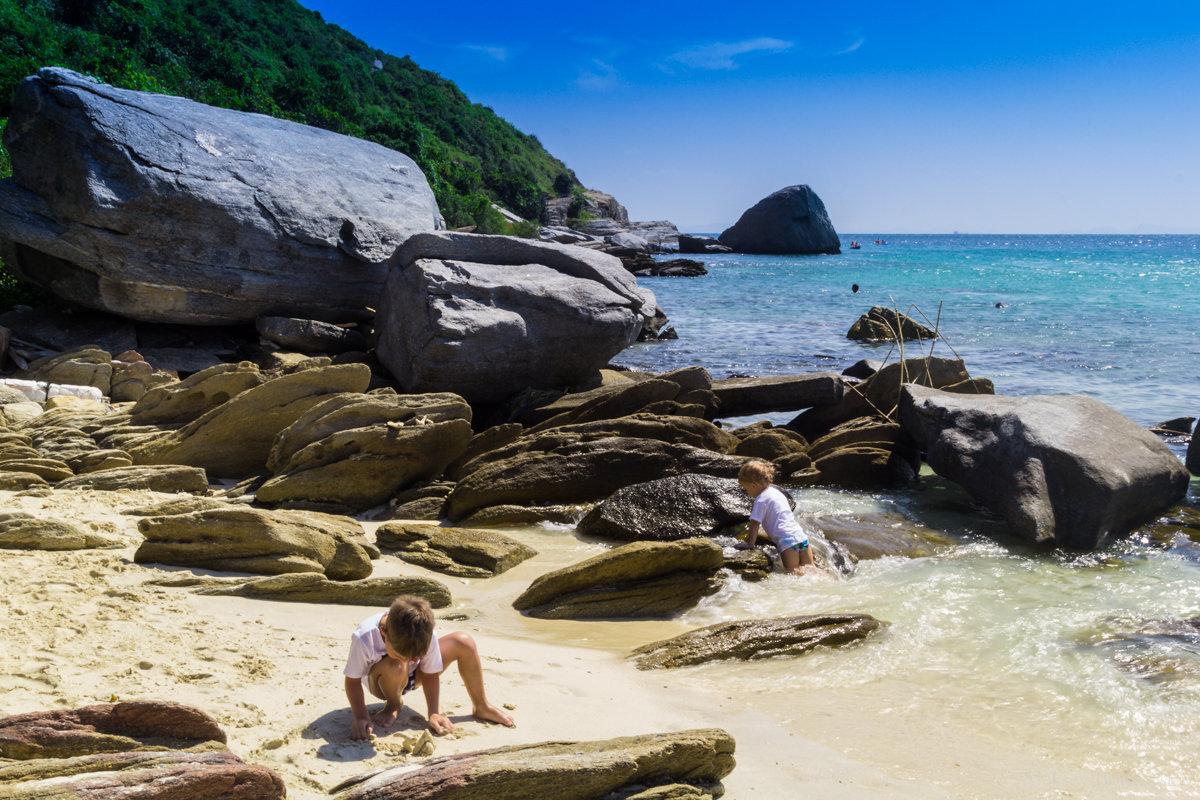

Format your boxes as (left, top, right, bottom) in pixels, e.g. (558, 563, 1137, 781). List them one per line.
(0, 485, 961, 799)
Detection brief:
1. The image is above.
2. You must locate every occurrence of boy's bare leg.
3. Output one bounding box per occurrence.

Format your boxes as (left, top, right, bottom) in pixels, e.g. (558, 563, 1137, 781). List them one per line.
(367, 656, 409, 728)
(438, 632, 515, 727)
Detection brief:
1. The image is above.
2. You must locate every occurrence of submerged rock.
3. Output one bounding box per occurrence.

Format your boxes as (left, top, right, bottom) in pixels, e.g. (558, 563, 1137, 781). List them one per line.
(330, 728, 735, 800)
(512, 538, 725, 619)
(631, 613, 887, 669)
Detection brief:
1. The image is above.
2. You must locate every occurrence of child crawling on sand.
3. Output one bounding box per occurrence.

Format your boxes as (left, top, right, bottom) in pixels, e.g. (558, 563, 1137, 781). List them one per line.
(344, 595, 514, 739)
(734, 459, 826, 577)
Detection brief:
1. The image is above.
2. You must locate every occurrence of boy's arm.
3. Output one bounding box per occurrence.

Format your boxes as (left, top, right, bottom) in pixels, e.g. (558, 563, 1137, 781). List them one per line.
(420, 671, 453, 734)
(345, 677, 373, 739)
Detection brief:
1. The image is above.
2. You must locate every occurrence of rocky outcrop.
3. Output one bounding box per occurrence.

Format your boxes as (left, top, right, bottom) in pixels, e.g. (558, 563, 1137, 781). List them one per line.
(376, 523, 537, 577)
(899, 385, 1191, 549)
(135, 507, 375, 579)
(375, 232, 656, 405)
(813, 513, 958, 562)
(711, 372, 844, 418)
(127, 363, 371, 477)
(256, 392, 473, 510)
(446, 435, 743, 522)
(718, 185, 840, 255)
(330, 728, 735, 800)
(512, 538, 726, 619)
(129, 362, 266, 426)
(846, 306, 939, 343)
(55, 464, 209, 494)
(576, 474, 751, 542)
(0, 512, 120, 550)
(678, 234, 732, 254)
(155, 572, 453, 608)
(0, 68, 439, 325)
(630, 614, 887, 669)
(255, 316, 368, 354)
(0, 702, 285, 799)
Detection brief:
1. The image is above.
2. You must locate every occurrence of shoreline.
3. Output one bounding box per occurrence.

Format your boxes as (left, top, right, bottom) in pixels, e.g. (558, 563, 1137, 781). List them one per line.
(3, 486, 1192, 798)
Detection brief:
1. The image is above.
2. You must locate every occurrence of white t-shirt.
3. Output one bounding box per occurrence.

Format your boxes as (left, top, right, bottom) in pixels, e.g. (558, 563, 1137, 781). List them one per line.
(343, 611, 443, 681)
(750, 485, 808, 549)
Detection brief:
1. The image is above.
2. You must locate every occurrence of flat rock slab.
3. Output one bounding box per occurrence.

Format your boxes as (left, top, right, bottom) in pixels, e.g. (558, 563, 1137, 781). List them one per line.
(900, 385, 1190, 549)
(376, 523, 536, 578)
(631, 613, 887, 669)
(710, 373, 844, 418)
(812, 513, 958, 562)
(55, 464, 210, 494)
(0, 702, 284, 799)
(135, 507, 373, 580)
(150, 573, 452, 608)
(513, 538, 725, 619)
(0, 512, 120, 550)
(330, 728, 735, 800)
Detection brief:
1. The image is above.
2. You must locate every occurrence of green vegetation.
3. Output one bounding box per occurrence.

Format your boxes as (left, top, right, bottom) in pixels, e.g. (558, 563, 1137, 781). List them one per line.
(0, 0, 580, 230)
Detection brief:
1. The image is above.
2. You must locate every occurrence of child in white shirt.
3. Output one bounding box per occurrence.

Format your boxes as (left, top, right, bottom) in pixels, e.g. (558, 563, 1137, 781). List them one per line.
(735, 459, 820, 575)
(343, 595, 514, 739)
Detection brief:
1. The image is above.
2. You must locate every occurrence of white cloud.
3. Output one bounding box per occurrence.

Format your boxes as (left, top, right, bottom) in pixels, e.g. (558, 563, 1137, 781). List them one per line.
(576, 59, 620, 92)
(669, 37, 793, 70)
(461, 44, 511, 62)
(836, 37, 865, 55)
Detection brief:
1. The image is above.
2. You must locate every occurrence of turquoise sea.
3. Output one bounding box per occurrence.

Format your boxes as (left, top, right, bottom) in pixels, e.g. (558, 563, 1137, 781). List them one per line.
(604, 234, 1200, 796)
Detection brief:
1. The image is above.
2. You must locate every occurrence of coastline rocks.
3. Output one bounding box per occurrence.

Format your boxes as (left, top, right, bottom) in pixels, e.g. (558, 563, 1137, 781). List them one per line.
(0, 702, 285, 799)
(710, 372, 844, 419)
(678, 234, 732, 254)
(127, 363, 371, 478)
(812, 513, 958, 561)
(330, 728, 735, 800)
(256, 316, 368, 354)
(846, 306, 938, 343)
(135, 507, 374, 580)
(512, 538, 725, 619)
(376, 523, 537, 578)
(55, 465, 209, 494)
(375, 232, 656, 404)
(576, 474, 751, 542)
(177, 573, 452, 608)
(718, 185, 840, 255)
(0, 512, 120, 550)
(17, 346, 113, 395)
(630, 614, 887, 669)
(130, 362, 266, 426)
(256, 395, 472, 509)
(0, 67, 439, 325)
(899, 385, 1191, 549)
(446, 435, 744, 522)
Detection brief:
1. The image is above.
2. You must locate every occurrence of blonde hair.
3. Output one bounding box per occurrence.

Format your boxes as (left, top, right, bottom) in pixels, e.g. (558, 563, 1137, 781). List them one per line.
(738, 459, 775, 486)
(383, 595, 434, 658)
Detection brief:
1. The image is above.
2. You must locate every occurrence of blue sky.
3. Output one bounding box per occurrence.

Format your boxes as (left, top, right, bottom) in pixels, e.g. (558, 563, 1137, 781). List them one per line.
(300, 1, 1200, 233)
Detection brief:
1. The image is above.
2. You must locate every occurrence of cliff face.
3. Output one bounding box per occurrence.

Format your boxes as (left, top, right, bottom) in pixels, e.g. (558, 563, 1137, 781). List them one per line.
(718, 185, 841, 255)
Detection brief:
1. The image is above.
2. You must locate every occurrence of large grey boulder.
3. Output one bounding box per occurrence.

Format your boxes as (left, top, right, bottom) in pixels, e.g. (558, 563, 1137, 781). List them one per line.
(576, 474, 752, 541)
(899, 385, 1190, 549)
(375, 231, 656, 405)
(0, 68, 440, 325)
(718, 185, 840, 255)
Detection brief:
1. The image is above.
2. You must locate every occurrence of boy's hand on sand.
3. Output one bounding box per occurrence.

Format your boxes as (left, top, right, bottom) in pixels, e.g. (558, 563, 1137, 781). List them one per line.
(351, 717, 373, 740)
(428, 713, 454, 735)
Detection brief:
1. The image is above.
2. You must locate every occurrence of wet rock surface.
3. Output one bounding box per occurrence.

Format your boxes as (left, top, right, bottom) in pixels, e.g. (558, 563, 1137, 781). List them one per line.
(576, 474, 751, 542)
(631, 613, 887, 669)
